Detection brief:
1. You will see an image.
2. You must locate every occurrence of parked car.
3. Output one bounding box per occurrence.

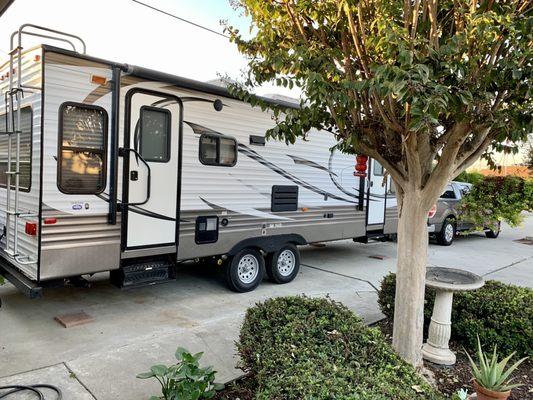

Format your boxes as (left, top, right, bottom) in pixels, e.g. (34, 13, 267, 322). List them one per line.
(427, 181, 501, 246)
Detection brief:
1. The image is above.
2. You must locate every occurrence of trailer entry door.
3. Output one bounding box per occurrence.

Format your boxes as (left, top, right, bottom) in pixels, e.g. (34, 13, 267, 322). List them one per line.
(122, 89, 182, 250)
(366, 159, 387, 228)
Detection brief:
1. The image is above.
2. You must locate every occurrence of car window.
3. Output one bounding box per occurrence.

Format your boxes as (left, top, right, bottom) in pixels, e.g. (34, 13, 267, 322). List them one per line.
(440, 185, 456, 199)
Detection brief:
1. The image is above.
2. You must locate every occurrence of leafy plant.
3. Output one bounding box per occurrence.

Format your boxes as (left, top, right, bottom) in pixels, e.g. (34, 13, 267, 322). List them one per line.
(237, 296, 443, 399)
(459, 176, 533, 230)
(466, 337, 528, 393)
(378, 274, 533, 357)
(454, 171, 485, 185)
(450, 389, 469, 400)
(137, 347, 223, 400)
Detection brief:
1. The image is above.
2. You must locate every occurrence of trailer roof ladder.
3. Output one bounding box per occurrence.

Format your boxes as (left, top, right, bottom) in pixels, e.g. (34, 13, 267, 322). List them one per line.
(1, 25, 86, 267)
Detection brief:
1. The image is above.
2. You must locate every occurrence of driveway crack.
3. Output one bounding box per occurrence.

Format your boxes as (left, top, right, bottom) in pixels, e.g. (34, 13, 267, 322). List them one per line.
(301, 263, 379, 291)
(482, 255, 533, 277)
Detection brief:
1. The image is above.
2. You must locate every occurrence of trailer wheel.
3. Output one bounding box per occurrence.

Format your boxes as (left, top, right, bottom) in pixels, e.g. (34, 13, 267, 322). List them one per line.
(266, 244, 300, 284)
(225, 248, 264, 292)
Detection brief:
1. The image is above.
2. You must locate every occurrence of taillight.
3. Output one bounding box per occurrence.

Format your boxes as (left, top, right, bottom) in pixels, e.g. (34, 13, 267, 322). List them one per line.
(25, 222, 37, 236)
(428, 205, 437, 219)
(43, 217, 57, 225)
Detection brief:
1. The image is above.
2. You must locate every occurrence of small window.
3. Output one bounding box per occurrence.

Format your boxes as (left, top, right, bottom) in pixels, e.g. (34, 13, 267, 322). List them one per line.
(0, 107, 32, 191)
(373, 160, 384, 176)
(440, 185, 456, 199)
(140, 106, 171, 162)
(199, 134, 237, 167)
(58, 103, 107, 194)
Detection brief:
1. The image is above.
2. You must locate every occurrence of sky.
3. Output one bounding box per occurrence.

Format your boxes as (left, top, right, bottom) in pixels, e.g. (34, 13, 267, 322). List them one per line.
(0, 0, 296, 97)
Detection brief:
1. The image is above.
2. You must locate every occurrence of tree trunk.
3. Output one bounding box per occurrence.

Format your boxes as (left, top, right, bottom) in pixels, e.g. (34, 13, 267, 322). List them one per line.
(392, 189, 430, 367)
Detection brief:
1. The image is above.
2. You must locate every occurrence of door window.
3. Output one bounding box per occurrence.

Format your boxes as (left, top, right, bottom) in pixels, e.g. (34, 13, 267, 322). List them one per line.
(373, 160, 384, 176)
(140, 106, 171, 162)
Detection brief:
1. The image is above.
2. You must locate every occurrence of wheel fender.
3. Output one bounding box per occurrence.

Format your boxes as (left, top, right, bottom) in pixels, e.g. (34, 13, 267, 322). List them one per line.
(227, 234, 306, 256)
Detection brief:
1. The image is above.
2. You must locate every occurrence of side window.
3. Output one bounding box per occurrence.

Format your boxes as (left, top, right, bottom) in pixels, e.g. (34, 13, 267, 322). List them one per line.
(58, 103, 108, 194)
(140, 106, 171, 162)
(199, 134, 237, 167)
(440, 185, 456, 199)
(0, 107, 32, 191)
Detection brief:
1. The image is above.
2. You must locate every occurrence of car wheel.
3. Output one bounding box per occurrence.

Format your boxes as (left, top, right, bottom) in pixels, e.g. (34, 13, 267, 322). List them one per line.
(485, 222, 501, 239)
(436, 218, 455, 246)
(224, 248, 264, 292)
(265, 244, 300, 284)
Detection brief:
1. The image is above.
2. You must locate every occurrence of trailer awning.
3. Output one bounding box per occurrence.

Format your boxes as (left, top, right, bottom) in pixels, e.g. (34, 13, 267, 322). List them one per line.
(0, 0, 15, 17)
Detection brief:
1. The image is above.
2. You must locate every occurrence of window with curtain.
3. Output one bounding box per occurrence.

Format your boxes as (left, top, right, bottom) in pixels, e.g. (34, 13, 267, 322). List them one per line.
(58, 103, 107, 194)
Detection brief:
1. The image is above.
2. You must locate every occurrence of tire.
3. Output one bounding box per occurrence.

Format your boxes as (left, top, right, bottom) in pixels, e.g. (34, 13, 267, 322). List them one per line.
(224, 248, 264, 292)
(436, 218, 455, 246)
(265, 244, 300, 284)
(485, 222, 501, 239)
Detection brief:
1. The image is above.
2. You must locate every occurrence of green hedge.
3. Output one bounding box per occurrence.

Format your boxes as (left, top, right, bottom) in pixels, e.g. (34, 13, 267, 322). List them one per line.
(378, 273, 533, 357)
(237, 296, 443, 400)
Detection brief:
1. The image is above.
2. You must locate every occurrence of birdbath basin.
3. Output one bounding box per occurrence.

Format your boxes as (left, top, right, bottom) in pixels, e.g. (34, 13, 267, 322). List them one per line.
(422, 267, 484, 366)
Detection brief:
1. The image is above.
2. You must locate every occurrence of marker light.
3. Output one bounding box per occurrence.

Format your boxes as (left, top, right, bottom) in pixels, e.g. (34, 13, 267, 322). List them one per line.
(25, 222, 37, 236)
(91, 75, 107, 85)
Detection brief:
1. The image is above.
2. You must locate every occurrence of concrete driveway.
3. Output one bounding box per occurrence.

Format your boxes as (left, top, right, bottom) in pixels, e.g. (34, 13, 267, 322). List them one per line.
(0, 215, 531, 399)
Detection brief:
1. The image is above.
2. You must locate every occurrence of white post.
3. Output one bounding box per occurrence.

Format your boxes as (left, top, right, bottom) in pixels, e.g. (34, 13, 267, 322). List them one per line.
(422, 289, 456, 365)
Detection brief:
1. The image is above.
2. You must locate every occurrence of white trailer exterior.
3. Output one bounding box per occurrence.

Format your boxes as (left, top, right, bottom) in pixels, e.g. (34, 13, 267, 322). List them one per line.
(0, 27, 398, 296)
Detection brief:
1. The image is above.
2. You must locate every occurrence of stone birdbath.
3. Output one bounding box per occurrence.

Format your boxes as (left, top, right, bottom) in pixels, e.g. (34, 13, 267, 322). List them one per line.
(422, 267, 484, 366)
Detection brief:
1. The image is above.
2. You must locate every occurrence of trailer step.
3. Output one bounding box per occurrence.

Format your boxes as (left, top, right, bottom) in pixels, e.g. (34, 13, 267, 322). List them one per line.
(111, 259, 176, 289)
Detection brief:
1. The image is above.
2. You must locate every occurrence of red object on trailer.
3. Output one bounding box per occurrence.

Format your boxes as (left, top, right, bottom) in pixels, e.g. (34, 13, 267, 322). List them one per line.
(25, 222, 37, 236)
(354, 154, 368, 177)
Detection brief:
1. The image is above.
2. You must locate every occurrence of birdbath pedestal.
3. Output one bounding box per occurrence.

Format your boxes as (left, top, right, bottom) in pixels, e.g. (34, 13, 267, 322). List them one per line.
(422, 267, 484, 366)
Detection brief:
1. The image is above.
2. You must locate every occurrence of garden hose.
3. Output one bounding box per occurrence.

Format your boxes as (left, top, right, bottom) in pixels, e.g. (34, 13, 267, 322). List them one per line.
(0, 384, 62, 399)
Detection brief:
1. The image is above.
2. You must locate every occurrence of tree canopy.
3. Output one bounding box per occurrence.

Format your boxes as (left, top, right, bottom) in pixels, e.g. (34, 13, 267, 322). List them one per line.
(228, 0, 531, 204)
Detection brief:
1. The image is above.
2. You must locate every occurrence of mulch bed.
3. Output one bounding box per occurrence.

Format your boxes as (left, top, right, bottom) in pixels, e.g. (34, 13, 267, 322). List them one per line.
(215, 319, 532, 399)
(377, 319, 533, 400)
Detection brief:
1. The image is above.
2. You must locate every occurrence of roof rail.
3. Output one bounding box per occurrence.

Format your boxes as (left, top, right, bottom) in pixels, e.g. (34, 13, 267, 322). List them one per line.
(10, 23, 86, 54)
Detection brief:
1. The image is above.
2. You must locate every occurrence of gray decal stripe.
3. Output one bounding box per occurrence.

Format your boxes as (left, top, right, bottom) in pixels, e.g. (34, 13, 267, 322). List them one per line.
(289, 154, 338, 177)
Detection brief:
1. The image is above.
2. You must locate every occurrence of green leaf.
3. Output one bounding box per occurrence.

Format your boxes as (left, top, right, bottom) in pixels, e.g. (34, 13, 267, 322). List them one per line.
(150, 365, 169, 377)
(175, 347, 188, 360)
(136, 371, 155, 379)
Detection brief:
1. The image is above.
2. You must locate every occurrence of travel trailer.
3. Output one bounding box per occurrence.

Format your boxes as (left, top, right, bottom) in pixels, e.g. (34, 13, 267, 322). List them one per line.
(0, 25, 398, 298)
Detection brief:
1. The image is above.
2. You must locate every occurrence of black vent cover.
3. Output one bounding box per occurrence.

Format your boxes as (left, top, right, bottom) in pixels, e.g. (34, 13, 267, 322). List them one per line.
(271, 185, 299, 212)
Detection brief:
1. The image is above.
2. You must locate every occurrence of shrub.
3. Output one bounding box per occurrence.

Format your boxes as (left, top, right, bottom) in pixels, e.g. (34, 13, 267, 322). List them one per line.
(137, 347, 224, 400)
(378, 273, 533, 358)
(454, 171, 485, 185)
(237, 296, 443, 400)
(459, 176, 533, 230)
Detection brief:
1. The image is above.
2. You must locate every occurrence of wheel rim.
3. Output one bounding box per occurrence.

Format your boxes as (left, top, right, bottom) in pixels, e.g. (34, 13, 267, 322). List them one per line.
(277, 249, 296, 277)
(237, 254, 259, 284)
(444, 224, 454, 242)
